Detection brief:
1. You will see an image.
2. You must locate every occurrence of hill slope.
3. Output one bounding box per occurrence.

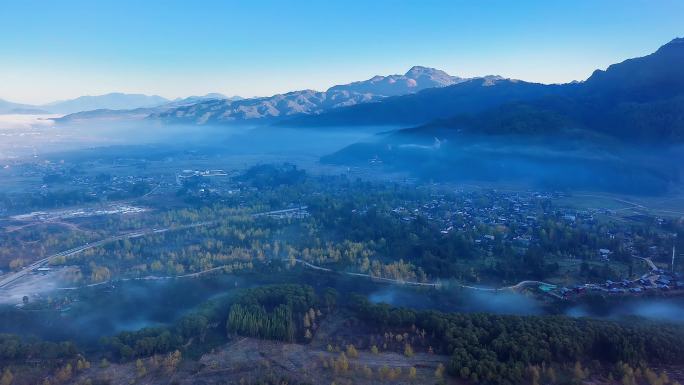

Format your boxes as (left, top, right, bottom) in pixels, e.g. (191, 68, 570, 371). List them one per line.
(321, 38, 684, 193)
(311, 38, 684, 142)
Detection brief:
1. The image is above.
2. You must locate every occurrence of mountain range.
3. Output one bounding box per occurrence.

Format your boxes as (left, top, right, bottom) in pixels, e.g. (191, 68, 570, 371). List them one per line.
(153, 37, 684, 144)
(318, 38, 684, 194)
(43, 93, 169, 114)
(0, 93, 241, 115)
(0, 99, 49, 114)
(4, 38, 683, 145)
(291, 38, 684, 143)
(151, 67, 500, 124)
(33, 67, 477, 123)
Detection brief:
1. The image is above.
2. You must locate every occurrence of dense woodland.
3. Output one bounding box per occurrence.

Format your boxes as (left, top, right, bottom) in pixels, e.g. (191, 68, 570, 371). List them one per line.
(74, 284, 684, 383)
(4, 165, 682, 288)
(227, 284, 319, 342)
(2, 282, 684, 384)
(350, 295, 684, 385)
(2, 166, 684, 384)
(103, 295, 228, 361)
(101, 284, 330, 361)
(0, 335, 78, 362)
(36, 166, 682, 290)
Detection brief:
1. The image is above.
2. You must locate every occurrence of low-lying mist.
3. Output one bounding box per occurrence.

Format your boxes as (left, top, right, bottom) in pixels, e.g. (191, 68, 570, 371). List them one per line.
(0, 115, 391, 165)
(565, 296, 684, 323)
(0, 275, 247, 346)
(369, 285, 684, 323)
(323, 129, 684, 195)
(368, 286, 544, 316)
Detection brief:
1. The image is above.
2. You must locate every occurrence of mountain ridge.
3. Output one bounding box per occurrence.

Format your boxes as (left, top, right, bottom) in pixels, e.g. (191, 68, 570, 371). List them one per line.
(43, 93, 169, 114)
(0, 92, 244, 116)
(292, 38, 684, 143)
(152, 67, 498, 124)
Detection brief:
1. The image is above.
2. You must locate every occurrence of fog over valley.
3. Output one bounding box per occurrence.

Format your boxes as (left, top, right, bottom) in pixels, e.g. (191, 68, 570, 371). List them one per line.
(2, 3, 684, 385)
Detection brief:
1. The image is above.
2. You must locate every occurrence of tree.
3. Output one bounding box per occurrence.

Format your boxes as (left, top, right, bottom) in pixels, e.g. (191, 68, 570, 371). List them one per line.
(545, 367, 557, 384)
(0, 369, 13, 385)
(435, 363, 445, 379)
(528, 365, 540, 385)
(644, 368, 668, 385)
(76, 358, 90, 371)
(379, 365, 390, 380)
(323, 288, 338, 312)
(573, 361, 587, 384)
(55, 363, 73, 382)
(409, 366, 417, 380)
(333, 352, 349, 373)
(9, 258, 24, 271)
(370, 345, 379, 355)
(136, 358, 147, 377)
(346, 344, 359, 359)
(164, 350, 182, 373)
(404, 343, 414, 357)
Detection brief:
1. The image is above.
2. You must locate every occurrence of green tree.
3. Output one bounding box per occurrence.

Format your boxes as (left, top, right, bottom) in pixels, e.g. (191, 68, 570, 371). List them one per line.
(0, 369, 13, 385)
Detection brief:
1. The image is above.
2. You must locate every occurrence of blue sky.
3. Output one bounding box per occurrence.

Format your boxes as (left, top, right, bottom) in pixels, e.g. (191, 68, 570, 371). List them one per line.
(1, 0, 683, 104)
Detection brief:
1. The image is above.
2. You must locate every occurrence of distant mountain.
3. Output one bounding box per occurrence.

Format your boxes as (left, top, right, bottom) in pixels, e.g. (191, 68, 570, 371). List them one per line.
(52, 107, 159, 123)
(328, 66, 465, 96)
(168, 93, 243, 107)
(153, 89, 380, 124)
(283, 77, 562, 127)
(53, 93, 245, 123)
(320, 38, 684, 194)
(0, 98, 49, 114)
(1, 93, 247, 116)
(153, 67, 491, 124)
(300, 38, 684, 143)
(44, 93, 169, 114)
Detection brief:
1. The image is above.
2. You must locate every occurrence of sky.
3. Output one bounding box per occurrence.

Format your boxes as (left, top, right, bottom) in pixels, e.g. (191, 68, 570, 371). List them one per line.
(1, 0, 683, 105)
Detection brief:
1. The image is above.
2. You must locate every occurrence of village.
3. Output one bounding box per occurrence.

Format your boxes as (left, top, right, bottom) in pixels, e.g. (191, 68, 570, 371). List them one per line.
(380, 188, 683, 298)
(1, 157, 683, 307)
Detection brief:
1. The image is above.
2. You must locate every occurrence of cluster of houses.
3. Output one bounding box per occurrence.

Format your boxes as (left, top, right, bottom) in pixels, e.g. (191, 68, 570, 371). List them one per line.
(176, 169, 228, 182)
(552, 268, 683, 299)
(384, 189, 678, 262)
(387, 190, 570, 255)
(380, 188, 683, 300)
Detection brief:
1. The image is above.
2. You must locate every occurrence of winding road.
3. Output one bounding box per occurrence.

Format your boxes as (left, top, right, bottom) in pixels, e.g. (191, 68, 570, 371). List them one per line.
(288, 258, 555, 292)
(1, 204, 551, 295)
(0, 207, 307, 290)
(0, 222, 214, 290)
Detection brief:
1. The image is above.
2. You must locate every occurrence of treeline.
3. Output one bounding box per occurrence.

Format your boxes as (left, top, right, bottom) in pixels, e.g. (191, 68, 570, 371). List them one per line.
(350, 295, 684, 385)
(228, 304, 295, 341)
(0, 334, 79, 361)
(102, 285, 324, 361)
(303, 184, 562, 281)
(0, 190, 96, 212)
(103, 296, 230, 361)
(227, 284, 318, 342)
(103, 327, 184, 361)
(236, 163, 307, 188)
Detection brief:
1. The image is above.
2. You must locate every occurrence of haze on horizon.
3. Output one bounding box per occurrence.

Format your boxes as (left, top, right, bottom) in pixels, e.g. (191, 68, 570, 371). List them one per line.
(1, 0, 683, 105)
